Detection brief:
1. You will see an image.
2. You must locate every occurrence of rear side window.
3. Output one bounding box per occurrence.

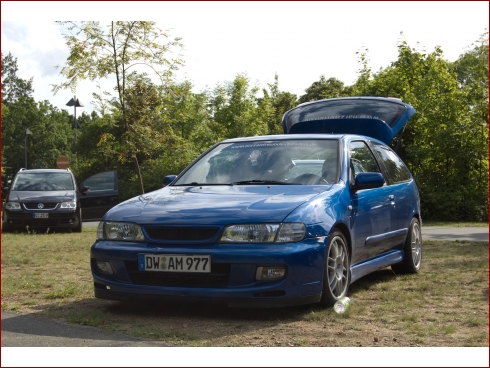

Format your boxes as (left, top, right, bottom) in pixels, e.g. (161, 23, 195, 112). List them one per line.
(371, 142, 411, 184)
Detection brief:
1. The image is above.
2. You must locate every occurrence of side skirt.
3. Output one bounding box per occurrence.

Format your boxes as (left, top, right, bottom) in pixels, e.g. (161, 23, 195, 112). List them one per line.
(350, 250, 403, 284)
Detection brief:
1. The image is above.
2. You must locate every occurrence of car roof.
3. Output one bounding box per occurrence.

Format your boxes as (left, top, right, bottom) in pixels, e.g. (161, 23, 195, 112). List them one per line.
(16, 169, 73, 174)
(220, 133, 382, 144)
(221, 134, 345, 143)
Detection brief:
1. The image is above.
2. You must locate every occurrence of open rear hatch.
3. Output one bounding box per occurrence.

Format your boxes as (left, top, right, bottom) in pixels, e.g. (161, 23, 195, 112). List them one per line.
(282, 97, 416, 144)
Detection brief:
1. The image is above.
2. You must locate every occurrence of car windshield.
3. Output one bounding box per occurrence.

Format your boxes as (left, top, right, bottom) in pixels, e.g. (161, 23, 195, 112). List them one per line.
(175, 139, 339, 185)
(12, 172, 74, 191)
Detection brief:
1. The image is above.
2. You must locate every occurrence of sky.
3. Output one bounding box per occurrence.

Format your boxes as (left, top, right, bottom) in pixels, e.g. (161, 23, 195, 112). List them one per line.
(1, 1, 488, 116)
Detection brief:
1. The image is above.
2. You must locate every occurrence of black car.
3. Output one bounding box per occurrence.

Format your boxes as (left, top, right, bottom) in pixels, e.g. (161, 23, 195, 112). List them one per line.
(2, 168, 119, 232)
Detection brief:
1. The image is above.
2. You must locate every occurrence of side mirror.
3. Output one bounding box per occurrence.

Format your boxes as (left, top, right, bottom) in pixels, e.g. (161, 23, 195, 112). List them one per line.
(80, 185, 91, 194)
(163, 175, 177, 187)
(354, 172, 384, 191)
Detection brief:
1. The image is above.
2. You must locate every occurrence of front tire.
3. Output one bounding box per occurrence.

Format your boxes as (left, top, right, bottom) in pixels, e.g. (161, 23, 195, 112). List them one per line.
(319, 229, 350, 307)
(392, 217, 422, 274)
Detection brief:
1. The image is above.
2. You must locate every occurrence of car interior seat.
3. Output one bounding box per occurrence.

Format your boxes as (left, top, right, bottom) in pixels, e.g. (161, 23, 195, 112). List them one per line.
(322, 159, 338, 183)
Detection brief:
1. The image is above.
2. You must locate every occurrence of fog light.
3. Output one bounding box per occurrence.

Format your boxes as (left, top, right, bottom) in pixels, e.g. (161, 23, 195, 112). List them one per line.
(96, 261, 113, 274)
(256, 266, 286, 280)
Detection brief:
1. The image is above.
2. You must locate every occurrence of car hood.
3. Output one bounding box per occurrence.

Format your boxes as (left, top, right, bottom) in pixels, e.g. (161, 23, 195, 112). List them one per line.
(282, 97, 416, 144)
(8, 190, 76, 202)
(104, 185, 331, 225)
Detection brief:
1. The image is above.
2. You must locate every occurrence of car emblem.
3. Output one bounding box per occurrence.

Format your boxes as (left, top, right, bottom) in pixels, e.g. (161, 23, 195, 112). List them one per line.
(37, 203, 44, 209)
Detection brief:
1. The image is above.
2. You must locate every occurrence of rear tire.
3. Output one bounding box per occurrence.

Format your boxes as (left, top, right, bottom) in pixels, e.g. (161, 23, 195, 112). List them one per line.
(319, 229, 350, 307)
(392, 217, 422, 274)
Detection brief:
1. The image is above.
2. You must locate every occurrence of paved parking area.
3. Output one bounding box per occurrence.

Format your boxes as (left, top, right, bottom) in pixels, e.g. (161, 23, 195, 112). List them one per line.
(422, 226, 488, 242)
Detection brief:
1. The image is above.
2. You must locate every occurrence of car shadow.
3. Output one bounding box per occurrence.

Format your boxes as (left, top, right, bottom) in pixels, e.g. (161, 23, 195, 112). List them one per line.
(348, 267, 398, 295)
(5, 268, 403, 344)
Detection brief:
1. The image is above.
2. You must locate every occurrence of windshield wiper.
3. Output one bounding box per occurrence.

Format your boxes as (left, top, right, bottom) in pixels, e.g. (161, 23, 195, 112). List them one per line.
(173, 182, 232, 186)
(231, 180, 294, 185)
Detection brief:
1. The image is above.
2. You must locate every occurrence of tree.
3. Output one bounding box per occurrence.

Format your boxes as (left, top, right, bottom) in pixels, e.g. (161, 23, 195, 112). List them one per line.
(1, 52, 34, 104)
(209, 74, 269, 140)
(352, 39, 488, 221)
(2, 52, 39, 177)
(52, 21, 184, 194)
(259, 74, 298, 134)
(298, 76, 351, 103)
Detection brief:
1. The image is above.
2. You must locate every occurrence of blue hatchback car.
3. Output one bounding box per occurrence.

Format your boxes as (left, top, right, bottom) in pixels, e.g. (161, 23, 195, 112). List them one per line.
(91, 97, 422, 308)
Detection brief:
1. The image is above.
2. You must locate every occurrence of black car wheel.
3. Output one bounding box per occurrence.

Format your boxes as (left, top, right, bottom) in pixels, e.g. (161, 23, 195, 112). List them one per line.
(392, 217, 422, 274)
(319, 229, 350, 307)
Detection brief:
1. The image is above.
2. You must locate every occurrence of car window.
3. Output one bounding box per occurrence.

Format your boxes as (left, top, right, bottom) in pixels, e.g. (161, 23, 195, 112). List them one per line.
(175, 139, 339, 185)
(370, 141, 412, 184)
(348, 141, 380, 181)
(287, 160, 323, 179)
(11, 172, 74, 191)
(82, 171, 117, 192)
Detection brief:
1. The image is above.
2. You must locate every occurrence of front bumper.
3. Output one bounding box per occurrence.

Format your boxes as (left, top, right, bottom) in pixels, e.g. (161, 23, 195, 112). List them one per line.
(91, 237, 327, 308)
(2, 210, 79, 230)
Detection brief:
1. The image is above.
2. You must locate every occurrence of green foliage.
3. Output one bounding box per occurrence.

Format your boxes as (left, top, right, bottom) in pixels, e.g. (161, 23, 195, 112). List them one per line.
(299, 76, 353, 103)
(351, 34, 488, 221)
(53, 21, 184, 194)
(2, 52, 34, 104)
(2, 53, 74, 179)
(2, 29, 487, 221)
(260, 74, 298, 134)
(209, 73, 269, 140)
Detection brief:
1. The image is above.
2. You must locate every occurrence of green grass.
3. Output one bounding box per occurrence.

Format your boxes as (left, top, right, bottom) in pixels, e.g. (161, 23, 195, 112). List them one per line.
(422, 221, 488, 227)
(1, 229, 488, 347)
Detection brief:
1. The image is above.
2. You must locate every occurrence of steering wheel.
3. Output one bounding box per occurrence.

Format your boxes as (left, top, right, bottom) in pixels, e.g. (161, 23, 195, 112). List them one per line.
(291, 174, 328, 185)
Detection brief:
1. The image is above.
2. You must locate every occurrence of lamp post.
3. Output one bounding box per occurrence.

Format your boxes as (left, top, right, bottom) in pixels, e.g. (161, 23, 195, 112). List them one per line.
(24, 128, 33, 168)
(66, 96, 84, 169)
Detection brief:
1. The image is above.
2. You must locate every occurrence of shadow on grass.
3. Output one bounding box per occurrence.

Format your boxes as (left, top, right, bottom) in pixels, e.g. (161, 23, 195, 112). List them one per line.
(15, 267, 400, 344)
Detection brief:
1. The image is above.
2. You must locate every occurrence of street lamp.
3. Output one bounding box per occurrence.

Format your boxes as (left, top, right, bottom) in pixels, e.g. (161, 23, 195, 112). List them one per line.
(66, 96, 84, 169)
(24, 128, 33, 168)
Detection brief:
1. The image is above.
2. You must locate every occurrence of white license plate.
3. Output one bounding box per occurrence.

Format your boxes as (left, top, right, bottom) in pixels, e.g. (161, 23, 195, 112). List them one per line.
(138, 254, 211, 273)
(33, 213, 49, 218)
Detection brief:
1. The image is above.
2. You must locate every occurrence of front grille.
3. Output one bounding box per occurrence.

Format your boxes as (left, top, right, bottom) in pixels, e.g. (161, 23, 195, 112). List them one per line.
(125, 261, 231, 288)
(144, 227, 220, 241)
(23, 202, 58, 210)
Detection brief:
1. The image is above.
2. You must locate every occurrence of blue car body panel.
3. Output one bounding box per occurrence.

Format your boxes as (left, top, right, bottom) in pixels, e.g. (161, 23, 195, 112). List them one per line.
(91, 97, 420, 307)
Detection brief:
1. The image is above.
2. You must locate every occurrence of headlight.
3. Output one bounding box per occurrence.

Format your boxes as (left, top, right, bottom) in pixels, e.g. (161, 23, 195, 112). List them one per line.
(220, 223, 305, 243)
(60, 201, 77, 209)
(5, 202, 21, 210)
(97, 221, 144, 241)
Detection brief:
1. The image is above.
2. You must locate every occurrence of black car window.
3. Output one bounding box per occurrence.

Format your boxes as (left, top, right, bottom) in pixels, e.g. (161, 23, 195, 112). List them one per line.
(348, 141, 380, 181)
(370, 142, 412, 184)
(82, 171, 116, 192)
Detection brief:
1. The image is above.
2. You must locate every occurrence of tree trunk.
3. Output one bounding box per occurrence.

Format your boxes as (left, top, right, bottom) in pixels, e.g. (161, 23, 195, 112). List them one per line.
(134, 155, 145, 194)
